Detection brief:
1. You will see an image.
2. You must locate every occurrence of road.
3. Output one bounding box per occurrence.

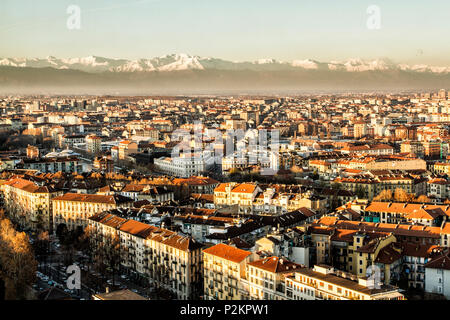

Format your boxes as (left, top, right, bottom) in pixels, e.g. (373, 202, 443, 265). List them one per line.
(34, 237, 157, 299)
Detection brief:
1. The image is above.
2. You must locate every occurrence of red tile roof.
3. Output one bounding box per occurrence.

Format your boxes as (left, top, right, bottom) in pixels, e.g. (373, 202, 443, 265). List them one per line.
(248, 256, 302, 273)
(202, 243, 251, 263)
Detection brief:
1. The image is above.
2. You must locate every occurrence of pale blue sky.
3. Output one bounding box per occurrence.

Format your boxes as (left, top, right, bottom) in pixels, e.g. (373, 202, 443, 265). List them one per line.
(1, 0, 449, 66)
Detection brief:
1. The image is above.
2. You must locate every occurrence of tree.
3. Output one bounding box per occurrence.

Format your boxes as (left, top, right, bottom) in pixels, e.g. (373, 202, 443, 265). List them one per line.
(290, 165, 303, 175)
(35, 231, 50, 256)
(89, 231, 121, 286)
(373, 189, 393, 201)
(76, 226, 97, 271)
(415, 195, 431, 203)
(102, 233, 121, 286)
(34, 205, 46, 233)
(355, 186, 366, 199)
(393, 188, 415, 202)
(229, 168, 240, 175)
(55, 224, 68, 243)
(4, 134, 36, 150)
(0, 217, 37, 299)
(330, 183, 342, 190)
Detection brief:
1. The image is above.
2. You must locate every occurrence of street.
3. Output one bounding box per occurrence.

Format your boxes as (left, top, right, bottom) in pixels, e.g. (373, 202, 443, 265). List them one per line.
(34, 236, 158, 300)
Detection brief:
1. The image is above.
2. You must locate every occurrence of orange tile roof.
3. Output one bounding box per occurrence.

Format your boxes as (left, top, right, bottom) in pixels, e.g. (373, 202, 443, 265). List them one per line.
(202, 243, 251, 263)
(248, 256, 302, 273)
(214, 183, 228, 192)
(314, 217, 449, 237)
(90, 212, 203, 252)
(231, 183, 257, 194)
(366, 202, 450, 218)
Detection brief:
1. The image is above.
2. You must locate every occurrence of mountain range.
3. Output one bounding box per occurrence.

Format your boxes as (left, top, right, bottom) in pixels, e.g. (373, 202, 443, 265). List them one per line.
(1, 53, 450, 74)
(1, 54, 450, 94)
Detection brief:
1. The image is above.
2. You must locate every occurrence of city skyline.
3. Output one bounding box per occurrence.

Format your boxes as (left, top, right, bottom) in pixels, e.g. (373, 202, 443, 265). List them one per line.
(1, 0, 450, 66)
(2, 0, 450, 307)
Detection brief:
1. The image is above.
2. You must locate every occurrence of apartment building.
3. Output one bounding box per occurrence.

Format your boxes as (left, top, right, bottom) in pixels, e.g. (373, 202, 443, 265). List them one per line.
(0, 178, 63, 232)
(433, 162, 450, 175)
(333, 174, 427, 201)
(214, 183, 261, 213)
(286, 265, 405, 300)
(214, 182, 327, 215)
(173, 214, 245, 243)
(425, 251, 450, 298)
(427, 178, 450, 202)
(401, 141, 424, 157)
(401, 242, 444, 289)
(246, 256, 302, 300)
(154, 153, 213, 178)
(312, 215, 450, 255)
(341, 144, 394, 156)
(310, 222, 403, 283)
(22, 156, 81, 174)
(93, 156, 114, 173)
(86, 134, 102, 154)
(52, 193, 134, 231)
(202, 243, 255, 300)
(89, 211, 204, 299)
(59, 134, 85, 149)
(172, 176, 220, 195)
(253, 189, 326, 214)
(363, 202, 449, 226)
(221, 150, 278, 175)
(118, 140, 138, 160)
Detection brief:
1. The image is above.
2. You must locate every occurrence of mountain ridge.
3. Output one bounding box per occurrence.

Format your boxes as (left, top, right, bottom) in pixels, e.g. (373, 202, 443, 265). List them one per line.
(1, 54, 450, 74)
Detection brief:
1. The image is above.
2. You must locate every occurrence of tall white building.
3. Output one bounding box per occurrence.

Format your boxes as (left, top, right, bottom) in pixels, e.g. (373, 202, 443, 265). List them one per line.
(154, 152, 213, 178)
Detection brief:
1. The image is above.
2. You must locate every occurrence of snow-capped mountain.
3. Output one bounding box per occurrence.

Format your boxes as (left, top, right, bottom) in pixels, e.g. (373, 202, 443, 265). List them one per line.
(1, 54, 450, 74)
